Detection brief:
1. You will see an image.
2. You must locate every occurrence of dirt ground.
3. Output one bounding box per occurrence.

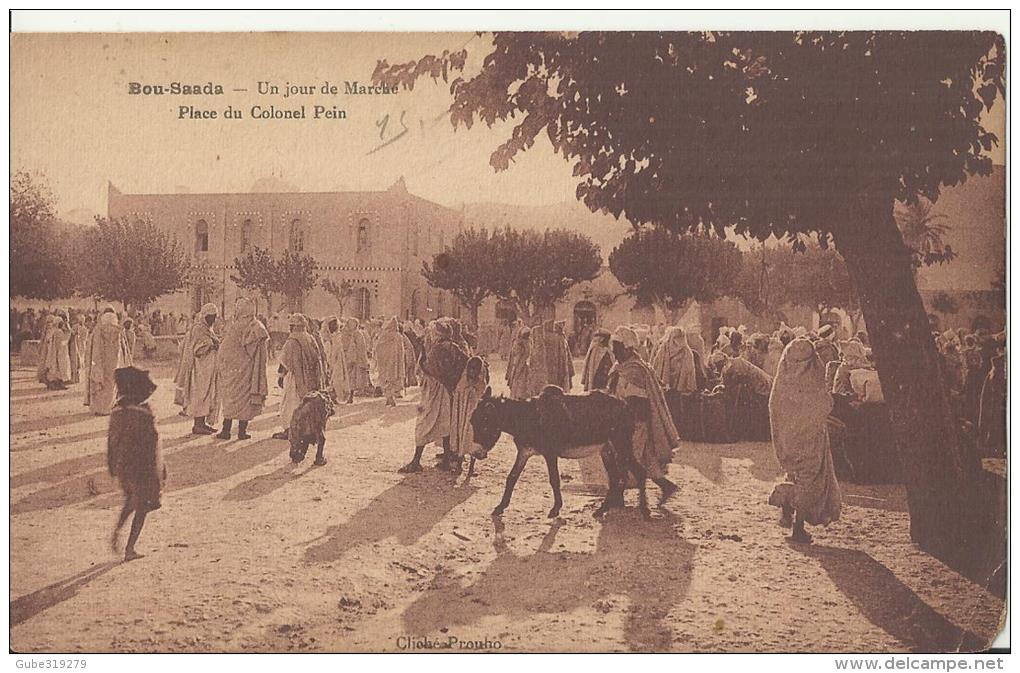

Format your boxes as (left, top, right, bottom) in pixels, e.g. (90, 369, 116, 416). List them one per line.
(8, 358, 1006, 653)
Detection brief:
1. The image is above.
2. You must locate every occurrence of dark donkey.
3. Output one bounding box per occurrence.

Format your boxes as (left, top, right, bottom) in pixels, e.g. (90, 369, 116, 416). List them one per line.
(470, 385, 653, 519)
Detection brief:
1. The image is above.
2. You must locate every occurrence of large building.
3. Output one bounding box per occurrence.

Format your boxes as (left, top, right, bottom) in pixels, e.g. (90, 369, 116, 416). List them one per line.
(108, 178, 465, 320)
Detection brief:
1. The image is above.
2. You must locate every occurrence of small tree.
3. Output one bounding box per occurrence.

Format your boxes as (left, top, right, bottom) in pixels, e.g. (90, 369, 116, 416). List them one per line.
(276, 249, 319, 313)
(321, 278, 355, 317)
(77, 217, 190, 312)
(736, 244, 861, 330)
(422, 228, 497, 328)
(609, 229, 743, 322)
(231, 246, 279, 314)
(10, 171, 77, 300)
(491, 227, 601, 321)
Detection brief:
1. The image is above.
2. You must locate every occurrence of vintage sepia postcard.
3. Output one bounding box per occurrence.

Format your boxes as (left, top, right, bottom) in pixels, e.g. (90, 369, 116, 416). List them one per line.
(7, 10, 1009, 662)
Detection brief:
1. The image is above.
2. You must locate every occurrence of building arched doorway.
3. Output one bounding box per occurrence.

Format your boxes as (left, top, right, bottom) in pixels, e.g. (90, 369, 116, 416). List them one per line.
(573, 300, 597, 330)
(355, 287, 371, 321)
(572, 300, 598, 356)
(410, 288, 422, 320)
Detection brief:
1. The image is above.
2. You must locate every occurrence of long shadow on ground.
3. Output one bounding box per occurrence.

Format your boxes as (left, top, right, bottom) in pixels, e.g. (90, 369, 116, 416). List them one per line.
(402, 511, 696, 652)
(795, 544, 990, 652)
(10, 408, 208, 454)
(11, 436, 291, 515)
(11, 411, 97, 435)
(303, 471, 477, 564)
(222, 461, 318, 501)
(10, 561, 120, 627)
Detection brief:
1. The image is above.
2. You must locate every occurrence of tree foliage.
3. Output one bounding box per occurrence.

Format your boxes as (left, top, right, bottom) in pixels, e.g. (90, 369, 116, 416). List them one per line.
(10, 171, 77, 300)
(321, 277, 355, 317)
(276, 249, 320, 312)
(490, 227, 602, 319)
(231, 246, 280, 313)
(895, 199, 956, 268)
(422, 227, 498, 326)
(419, 226, 600, 321)
(77, 217, 190, 311)
(735, 244, 858, 317)
(609, 230, 742, 320)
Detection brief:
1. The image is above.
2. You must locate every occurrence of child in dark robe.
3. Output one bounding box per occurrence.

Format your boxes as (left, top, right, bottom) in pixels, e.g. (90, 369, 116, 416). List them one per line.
(108, 366, 164, 561)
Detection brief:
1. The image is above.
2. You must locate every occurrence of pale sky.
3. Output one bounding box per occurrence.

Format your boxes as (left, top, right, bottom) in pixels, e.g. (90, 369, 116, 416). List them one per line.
(10, 32, 582, 217)
(10, 32, 1006, 218)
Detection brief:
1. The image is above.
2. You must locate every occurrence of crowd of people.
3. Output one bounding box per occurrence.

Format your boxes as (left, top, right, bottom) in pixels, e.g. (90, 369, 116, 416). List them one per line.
(12, 307, 190, 354)
(18, 298, 1006, 557)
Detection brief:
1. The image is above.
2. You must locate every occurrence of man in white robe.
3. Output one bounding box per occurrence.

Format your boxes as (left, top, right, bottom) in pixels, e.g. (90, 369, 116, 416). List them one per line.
(179, 303, 221, 435)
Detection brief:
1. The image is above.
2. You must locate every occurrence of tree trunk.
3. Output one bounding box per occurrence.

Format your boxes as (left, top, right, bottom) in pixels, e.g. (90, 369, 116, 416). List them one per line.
(511, 298, 533, 325)
(838, 207, 984, 564)
(467, 302, 480, 330)
(662, 299, 688, 326)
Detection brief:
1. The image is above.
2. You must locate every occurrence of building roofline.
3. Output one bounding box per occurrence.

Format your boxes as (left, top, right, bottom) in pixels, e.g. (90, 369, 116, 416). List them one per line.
(108, 183, 462, 215)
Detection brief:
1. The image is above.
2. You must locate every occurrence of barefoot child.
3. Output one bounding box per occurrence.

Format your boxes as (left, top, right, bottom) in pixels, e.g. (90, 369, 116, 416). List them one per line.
(108, 366, 165, 561)
(449, 356, 490, 476)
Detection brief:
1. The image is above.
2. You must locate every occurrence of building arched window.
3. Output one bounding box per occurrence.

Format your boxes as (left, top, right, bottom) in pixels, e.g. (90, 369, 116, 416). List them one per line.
(289, 219, 304, 253)
(439, 229, 446, 250)
(412, 224, 419, 256)
(195, 219, 209, 253)
(357, 218, 370, 253)
(240, 219, 253, 252)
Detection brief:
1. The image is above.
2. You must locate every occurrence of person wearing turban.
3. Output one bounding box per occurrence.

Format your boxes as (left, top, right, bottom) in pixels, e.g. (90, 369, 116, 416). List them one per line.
(85, 308, 133, 415)
(40, 313, 72, 390)
(273, 313, 323, 441)
(684, 329, 708, 388)
(401, 319, 467, 473)
(607, 326, 681, 513)
(177, 303, 221, 435)
(812, 324, 840, 370)
(305, 315, 330, 387)
(338, 318, 371, 403)
(122, 317, 138, 363)
(651, 326, 698, 393)
(764, 335, 784, 377)
(324, 316, 351, 405)
(216, 297, 269, 440)
(552, 320, 574, 390)
(36, 314, 55, 386)
(505, 325, 532, 400)
(581, 327, 614, 392)
(831, 339, 871, 398)
(768, 338, 842, 543)
(398, 322, 419, 390)
(374, 317, 407, 407)
(525, 318, 551, 398)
